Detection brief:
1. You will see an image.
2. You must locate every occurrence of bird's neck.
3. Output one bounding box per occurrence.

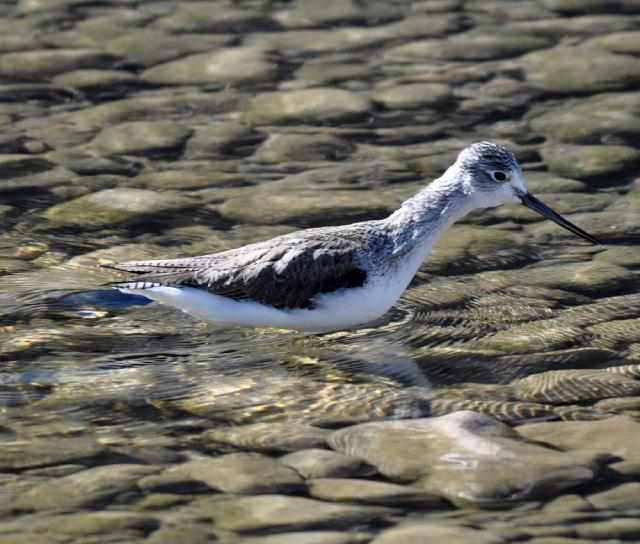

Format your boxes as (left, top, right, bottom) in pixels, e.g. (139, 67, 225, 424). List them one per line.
(383, 168, 474, 258)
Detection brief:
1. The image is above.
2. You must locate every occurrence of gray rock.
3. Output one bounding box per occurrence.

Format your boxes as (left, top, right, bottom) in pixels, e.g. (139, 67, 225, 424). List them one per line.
(42, 188, 197, 227)
(46, 511, 159, 536)
(371, 522, 507, 544)
(202, 422, 330, 453)
(520, 46, 640, 93)
(89, 120, 193, 156)
(294, 61, 371, 86)
(241, 88, 370, 125)
(280, 448, 364, 479)
(521, 171, 588, 193)
(241, 531, 371, 544)
(371, 83, 453, 110)
(575, 518, 640, 540)
(184, 121, 262, 160)
(0, 154, 54, 179)
(540, 144, 640, 181)
(328, 411, 602, 507)
(274, 0, 399, 28)
(52, 69, 137, 90)
(137, 473, 208, 494)
(150, 3, 271, 33)
(587, 482, 640, 511)
(0, 435, 103, 471)
(585, 31, 640, 54)
(307, 478, 445, 506)
(252, 133, 355, 163)
(385, 33, 550, 61)
(142, 47, 277, 86)
(199, 494, 394, 532)
(16, 464, 158, 511)
(168, 453, 303, 494)
(541, 0, 634, 14)
(0, 49, 118, 80)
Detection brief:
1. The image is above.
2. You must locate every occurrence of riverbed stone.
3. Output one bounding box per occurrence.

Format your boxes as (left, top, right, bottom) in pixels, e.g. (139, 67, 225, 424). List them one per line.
(372, 522, 507, 544)
(0, 49, 118, 80)
(520, 46, 640, 93)
(587, 482, 640, 511)
(252, 133, 355, 163)
(307, 478, 446, 506)
(328, 411, 601, 507)
(16, 464, 158, 511)
(540, 143, 640, 181)
(371, 83, 453, 110)
(184, 121, 262, 160)
(89, 120, 193, 156)
(52, 69, 137, 90)
(46, 511, 159, 536)
(0, 435, 104, 471)
(142, 47, 277, 86)
(201, 494, 394, 532)
(585, 31, 640, 54)
(280, 448, 364, 479)
(168, 453, 303, 494)
(42, 188, 197, 227)
(241, 531, 371, 544)
(202, 422, 330, 453)
(241, 88, 370, 125)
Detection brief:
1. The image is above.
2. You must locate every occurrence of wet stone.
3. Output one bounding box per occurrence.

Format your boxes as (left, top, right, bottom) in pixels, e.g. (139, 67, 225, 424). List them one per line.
(202, 422, 330, 453)
(167, 453, 303, 494)
(52, 69, 137, 90)
(587, 482, 640, 511)
(586, 31, 640, 54)
(200, 494, 394, 533)
(0, 49, 118, 80)
(137, 472, 208, 494)
(280, 448, 364, 479)
(16, 464, 158, 511)
(42, 188, 197, 227)
(149, 3, 271, 33)
(241, 88, 371, 125)
(307, 478, 446, 507)
(241, 531, 371, 544)
(513, 369, 640, 404)
(0, 435, 104, 471)
(540, 144, 640, 181)
(575, 518, 640, 540)
(520, 46, 640, 93)
(46, 511, 159, 536)
(328, 411, 600, 507)
(274, 0, 399, 28)
(371, 83, 453, 110)
(89, 120, 193, 156)
(184, 122, 262, 160)
(142, 47, 277, 86)
(252, 133, 355, 163)
(371, 522, 507, 544)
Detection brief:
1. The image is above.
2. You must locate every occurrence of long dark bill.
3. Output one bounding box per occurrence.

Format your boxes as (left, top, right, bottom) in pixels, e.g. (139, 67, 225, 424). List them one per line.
(520, 192, 602, 245)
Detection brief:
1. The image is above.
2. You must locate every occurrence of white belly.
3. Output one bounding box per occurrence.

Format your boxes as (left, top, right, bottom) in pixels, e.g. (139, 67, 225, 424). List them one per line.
(121, 261, 419, 333)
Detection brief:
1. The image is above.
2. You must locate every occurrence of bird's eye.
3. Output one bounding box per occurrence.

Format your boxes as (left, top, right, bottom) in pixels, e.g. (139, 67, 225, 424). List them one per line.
(492, 171, 507, 182)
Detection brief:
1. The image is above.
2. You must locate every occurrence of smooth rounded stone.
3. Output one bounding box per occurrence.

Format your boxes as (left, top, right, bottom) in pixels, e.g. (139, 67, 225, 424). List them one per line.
(274, 0, 399, 28)
(517, 415, 640, 467)
(585, 31, 640, 54)
(22, 464, 85, 477)
(52, 69, 137, 90)
(371, 83, 453, 110)
(541, 0, 635, 13)
(241, 531, 371, 544)
(328, 411, 601, 507)
(106, 31, 230, 67)
(184, 122, 262, 160)
(474, 323, 585, 354)
(385, 33, 550, 62)
(0, 435, 103, 471)
(241, 88, 371, 125)
(594, 396, 640, 416)
(46, 511, 159, 536)
(217, 188, 393, 227)
(142, 47, 277, 86)
(42, 188, 197, 227)
(201, 422, 329, 453)
(587, 482, 640, 511)
(520, 46, 640, 93)
(428, 398, 557, 423)
(589, 319, 640, 345)
(16, 464, 158, 511)
(138, 493, 192, 510)
(513, 369, 640, 404)
(89, 120, 193, 156)
(44, 148, 141, 175)
(0, 49, 118, 80)
(137, 472, 207, 494)
(149, 3, 272, 33)
(293, 61, 371, 87)
(0, 153, 54, 178)
(201, 494, 394, 532)
(608, 185, 640, 212)
(529, 99, 640, 145)
(134, 169, 246, 190)
(540, 144, 640, 181)
(519, 171, 587, 193)
(371, 522, 507, 544)
(575, 518, 640, 539)
(307, 478, 446, 507)
(168, 453, 303, 494)
(280, 449, 365, 479)
(62, 90, 238, 126)
(252, 133, 355, 163)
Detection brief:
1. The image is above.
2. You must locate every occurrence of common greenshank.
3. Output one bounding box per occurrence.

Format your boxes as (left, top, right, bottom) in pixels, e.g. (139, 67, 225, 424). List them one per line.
(105, 142, 600, 332)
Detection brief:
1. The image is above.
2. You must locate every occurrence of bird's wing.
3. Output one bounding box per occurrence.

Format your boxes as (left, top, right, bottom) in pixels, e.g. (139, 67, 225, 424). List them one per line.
(104, 233, 368, 310)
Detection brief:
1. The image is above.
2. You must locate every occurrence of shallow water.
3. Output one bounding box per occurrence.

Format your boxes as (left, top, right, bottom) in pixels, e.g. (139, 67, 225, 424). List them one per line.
(1, 0, 640, 542)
